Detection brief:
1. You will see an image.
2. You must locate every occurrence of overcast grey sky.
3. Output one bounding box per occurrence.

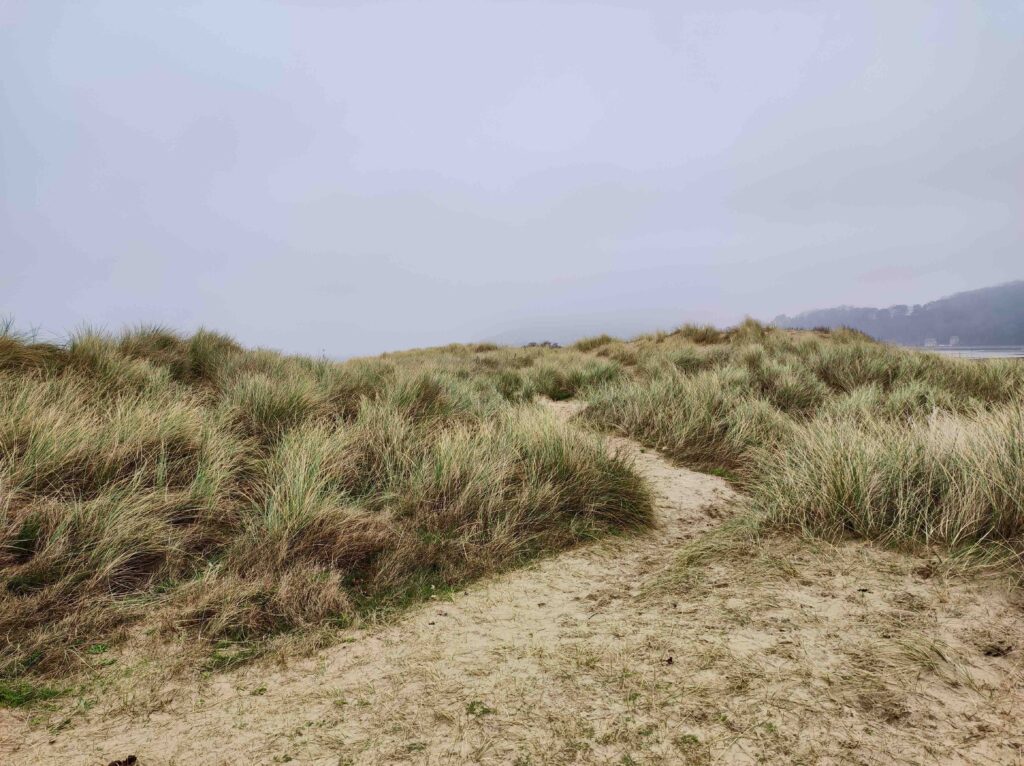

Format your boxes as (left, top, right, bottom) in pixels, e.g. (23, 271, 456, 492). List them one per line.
(2, 1, 1022, 356)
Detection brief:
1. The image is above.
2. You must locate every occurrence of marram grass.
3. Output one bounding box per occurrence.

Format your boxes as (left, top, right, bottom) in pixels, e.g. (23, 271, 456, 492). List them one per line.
(0, 326, 650, 677)
(581, 322, 1024, 560)
(2, 318, 1023, 681)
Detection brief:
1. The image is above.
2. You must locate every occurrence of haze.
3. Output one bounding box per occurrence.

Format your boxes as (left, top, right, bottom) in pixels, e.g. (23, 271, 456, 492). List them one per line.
(3, 1, 1022, 356)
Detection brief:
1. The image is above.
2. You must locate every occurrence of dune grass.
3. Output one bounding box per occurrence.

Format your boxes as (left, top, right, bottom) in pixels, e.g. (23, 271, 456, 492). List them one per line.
(0, 326, 651, 678)
(580, 322, 1024, 564)
(2, 318, 1022, 682)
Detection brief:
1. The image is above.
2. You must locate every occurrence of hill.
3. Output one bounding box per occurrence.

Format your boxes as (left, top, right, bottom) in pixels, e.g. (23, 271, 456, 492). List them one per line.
(773, 280, 1024, 346)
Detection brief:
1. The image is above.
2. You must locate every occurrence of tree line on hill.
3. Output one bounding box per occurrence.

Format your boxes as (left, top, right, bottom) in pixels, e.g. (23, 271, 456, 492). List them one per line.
(773, 280, 1024, 346)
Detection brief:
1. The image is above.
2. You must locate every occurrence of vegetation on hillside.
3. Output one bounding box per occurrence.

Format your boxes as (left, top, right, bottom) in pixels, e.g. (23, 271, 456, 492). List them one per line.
(774, 280, 1024, 346)
(2, 317, 1022, 684)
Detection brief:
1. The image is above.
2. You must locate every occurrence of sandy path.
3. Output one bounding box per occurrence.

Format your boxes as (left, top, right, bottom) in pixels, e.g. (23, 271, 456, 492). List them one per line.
(5, 401, 1023, 764)
(4, 401, 733, 764)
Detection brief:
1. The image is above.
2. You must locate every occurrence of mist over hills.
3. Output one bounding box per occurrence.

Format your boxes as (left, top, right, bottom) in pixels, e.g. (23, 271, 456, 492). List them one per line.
(773, 281, 1024, 346)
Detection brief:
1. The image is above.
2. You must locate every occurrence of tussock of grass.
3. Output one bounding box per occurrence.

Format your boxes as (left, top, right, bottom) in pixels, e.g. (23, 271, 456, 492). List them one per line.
(529, 358, 622, 401)
(580, 321, 1024, 557)
(754, 409, 1024, 548)
(584, 368, 793, 473)
(572, 334, 619, 352)
(0, 328, 651, 678)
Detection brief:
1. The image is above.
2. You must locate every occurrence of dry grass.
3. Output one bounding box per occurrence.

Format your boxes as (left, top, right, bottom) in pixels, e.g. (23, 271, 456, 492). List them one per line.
(0, 326, 651, 680)
(581, 321, 1024, 560)
(2, 329, 1022, 763)
(3, 316, 1023, 698)
(9, 450, 1020, 764)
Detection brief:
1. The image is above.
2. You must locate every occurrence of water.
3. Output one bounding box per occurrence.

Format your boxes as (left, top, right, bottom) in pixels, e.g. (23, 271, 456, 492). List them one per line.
(925, 346, 1024, 359)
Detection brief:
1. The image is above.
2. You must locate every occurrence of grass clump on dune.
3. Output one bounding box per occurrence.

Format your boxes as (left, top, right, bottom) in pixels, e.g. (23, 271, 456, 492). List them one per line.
(0, 327, 651, 678)
(753, 408, 1024, 550)
(584, 368, 792, 473)
(572, 333, 619, 352)
(579, 320, 1024, 558)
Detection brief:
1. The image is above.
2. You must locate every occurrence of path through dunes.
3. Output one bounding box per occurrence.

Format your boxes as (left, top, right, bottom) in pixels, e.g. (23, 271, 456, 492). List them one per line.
(4, 401, 1022, 764)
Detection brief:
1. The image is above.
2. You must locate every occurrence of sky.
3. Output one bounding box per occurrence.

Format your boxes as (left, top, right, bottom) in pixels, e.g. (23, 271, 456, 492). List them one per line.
(2, 1, 1022, 356)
